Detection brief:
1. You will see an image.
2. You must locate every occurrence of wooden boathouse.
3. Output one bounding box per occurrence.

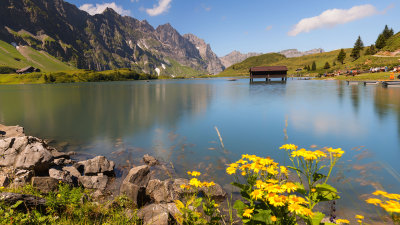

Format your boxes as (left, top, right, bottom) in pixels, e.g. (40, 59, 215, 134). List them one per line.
(249, 66, 288, 82)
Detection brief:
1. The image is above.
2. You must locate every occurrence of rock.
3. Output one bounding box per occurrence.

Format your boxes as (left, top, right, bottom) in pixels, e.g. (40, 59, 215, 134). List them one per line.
(12, 169, 33, 187)
(202, 183, 227, 201)
(137, 203, 178, 225)
(143, 154, 159, 166)
(0, 192, 46, 210)
(91, 190, 105, 200)
(53, 158, 66, 166)
(78, 174, 108, 190)
(120, 181, 147, 207)
(51, 151, 70, 159)
(49, 168, 74, 185)
(14, 138, 53, 173)
(62, 166, 81, 178)
(31, 177, 59, 193)
(0, 137, 29, 167)
(146, 178, 192, 203)
(123, 165, 150, 187)
(0, 124, 25, 139)
(0, 175, 10, 187)
(78, 156, 115, 176)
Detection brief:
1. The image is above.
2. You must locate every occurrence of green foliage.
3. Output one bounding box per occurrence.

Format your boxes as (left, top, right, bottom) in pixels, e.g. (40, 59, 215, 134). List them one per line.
(336, 49, 346, 64)
(0, 66, 16, 74)
(311, 61, 317, 71)
(365, 45, 377, 55)
(323, 62, 330, 69)
(0, 183, 139, 224)
(376, 25, 395, 49)
(350, 36, 364, 60)
(383, 32, 400, 52)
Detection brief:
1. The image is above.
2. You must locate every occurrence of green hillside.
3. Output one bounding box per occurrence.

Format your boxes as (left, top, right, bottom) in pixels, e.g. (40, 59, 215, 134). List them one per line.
(219, 48, 400, 76)
(0, 40, 75, 72)
(382, 32, 400, 52)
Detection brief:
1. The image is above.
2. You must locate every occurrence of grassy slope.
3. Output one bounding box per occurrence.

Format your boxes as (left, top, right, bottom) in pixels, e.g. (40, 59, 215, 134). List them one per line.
(0, 40, 74, 72)
(315, 72, 392, 81)
(160, 58, 207, 77)
(219, 48, 400, 77)
(383, 32, 400, 52)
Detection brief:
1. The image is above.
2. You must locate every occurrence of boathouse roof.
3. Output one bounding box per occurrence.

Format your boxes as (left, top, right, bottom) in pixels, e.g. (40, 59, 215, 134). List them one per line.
(249, 66, 288, 72)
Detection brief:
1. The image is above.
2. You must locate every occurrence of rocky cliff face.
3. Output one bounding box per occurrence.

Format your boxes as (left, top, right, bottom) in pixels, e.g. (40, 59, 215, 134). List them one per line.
(183, 34, 224, 74)
(0, 0, 221, 76)
(219, 51, 262, 68)
(279, 48, 324, 58)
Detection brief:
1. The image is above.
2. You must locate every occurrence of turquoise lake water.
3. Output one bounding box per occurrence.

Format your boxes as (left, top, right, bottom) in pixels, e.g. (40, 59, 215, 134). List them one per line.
(0, 78, 399, 221)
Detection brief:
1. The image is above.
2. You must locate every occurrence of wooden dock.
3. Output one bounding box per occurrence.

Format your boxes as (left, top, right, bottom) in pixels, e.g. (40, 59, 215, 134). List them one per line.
(382, 81, 400, 87)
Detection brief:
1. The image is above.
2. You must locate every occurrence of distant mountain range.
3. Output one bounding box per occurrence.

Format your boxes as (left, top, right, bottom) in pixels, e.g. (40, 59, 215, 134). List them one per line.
(0, 0, 225, 75)
(279, 48, 325, 58)
(219, 51, 262, 68)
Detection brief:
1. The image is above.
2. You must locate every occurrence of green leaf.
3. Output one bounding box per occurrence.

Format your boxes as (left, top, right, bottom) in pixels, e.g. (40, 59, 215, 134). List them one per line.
(295, 182, 307, 195)
(252, 209, 272, 223)
(233, 200, 247, 218)
(310, 212, 325, 225)
(313, 173, 327, 182)
(11, 200, 23, 209)
(288, 166, 303, 174)
(315, 184, 340, 202)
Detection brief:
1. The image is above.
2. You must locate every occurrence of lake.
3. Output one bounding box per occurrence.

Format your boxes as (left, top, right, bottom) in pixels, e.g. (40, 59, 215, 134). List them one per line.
(0, 78, 399, 221)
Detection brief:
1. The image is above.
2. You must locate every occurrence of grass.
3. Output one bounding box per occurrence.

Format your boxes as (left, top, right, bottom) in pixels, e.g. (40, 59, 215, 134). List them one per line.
(0, 69, 157, 84)
(383, 32, 400, 52)
(0, 183, 139, 224)
(161, 58, 207, 77)
(314, 72, 394, 81)
(0, 40, 74, 72)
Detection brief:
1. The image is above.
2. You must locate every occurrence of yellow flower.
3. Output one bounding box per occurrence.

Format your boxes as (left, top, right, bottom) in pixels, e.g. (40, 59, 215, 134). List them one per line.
(279, 144, 298, 151)
(0, 187, 4, 190)
(250, 189, 264, 200)
(189, 178, 202, 188)
(280, 166, 288, 175)
(372, 190, 387, 196)
(57, 194, 61, 198)
(243, 208, 254, 218)
(311, 188, 316, 192)
(288, 195, 307, 205)
(380, 200, 400, 213)
(226, 166, 237, 175)
(383, 193, 400, 200)
(365, 198, 382, 206)
(241, 171, 246, 176)
(187, 171, 201, 177)
(336, 219, 350, 224)
(202, 181, 216, 187)
(214, 203, 219, 208)
(327, 147, 345, 157)
(355, 215, 364, 220)
(271, 216, 277, 222)
(283, 182, 297, 193)
(268, 195, 286, 207)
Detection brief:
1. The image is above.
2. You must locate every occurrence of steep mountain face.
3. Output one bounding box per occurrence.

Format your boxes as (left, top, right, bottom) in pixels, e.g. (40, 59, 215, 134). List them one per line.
(279, 48, 324, 58)
(183, 34, 224, 74)
(219, 51, 262, 68)
(0, 0, 220, 75)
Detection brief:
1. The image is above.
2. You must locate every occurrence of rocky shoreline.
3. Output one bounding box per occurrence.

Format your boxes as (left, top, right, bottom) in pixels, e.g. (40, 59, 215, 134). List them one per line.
(0, 124, 227, 224)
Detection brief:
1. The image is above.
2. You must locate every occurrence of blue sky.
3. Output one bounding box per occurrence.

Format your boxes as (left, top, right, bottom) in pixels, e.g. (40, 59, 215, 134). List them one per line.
(66, 0, 399, 57)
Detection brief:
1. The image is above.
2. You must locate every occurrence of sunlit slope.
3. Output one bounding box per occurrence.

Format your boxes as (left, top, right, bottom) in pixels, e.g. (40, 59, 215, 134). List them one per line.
(219, 48, 400, 76)
(0, 40, 74, 72)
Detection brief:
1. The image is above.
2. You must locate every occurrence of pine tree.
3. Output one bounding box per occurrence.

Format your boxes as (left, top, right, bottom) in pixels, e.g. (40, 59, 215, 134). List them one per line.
(376, 25, 395, 49)
(337, 49, 346, 64)
(306, 65, 311, 71)
(350, 36, 364, 60)
(332, 61, 336, 66)
(311, 61, 316, 71)
(323, 62, 330, 69)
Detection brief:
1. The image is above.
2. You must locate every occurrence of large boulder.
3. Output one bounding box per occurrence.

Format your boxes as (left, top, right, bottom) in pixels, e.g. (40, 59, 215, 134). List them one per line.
(120, 165, 151, 206)
(146, 178, 192, 203)
(31, 177, 59, 193)
(12, 169, 33, 187)
(62, 166, 81, 178)
(0, 137, 30, 167)
(143, 154, 159, 166)
(49, 168, 75, 185)
(0, 192, 46, 210)
(14, 138, 53, 173)
(137, 203, 179, 225)
(78, 174, 108, 190)
(78, 156, 115, 176)
(0, 124, 24, 139)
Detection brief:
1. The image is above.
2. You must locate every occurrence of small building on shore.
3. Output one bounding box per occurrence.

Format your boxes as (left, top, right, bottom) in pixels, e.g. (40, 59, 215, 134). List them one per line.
(16, 66, 40, 74)
(249, 66, 288, 82)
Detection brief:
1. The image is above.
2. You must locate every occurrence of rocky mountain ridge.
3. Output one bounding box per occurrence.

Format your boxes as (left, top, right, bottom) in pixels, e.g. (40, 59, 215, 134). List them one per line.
(219, 50, 262, 68)
(279, 48, 325, 58)
(0, 0, 224, 75)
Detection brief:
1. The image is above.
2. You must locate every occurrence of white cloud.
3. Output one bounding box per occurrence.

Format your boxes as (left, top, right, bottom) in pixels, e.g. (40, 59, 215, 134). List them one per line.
(265, 25, 272, 31)
(79, 2, 131, 16)
(146, 0, 172, 16)
(288, 4, 379, 36)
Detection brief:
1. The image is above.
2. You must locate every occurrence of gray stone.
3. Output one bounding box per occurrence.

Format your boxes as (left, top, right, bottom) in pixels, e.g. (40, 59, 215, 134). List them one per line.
(53, 158, 66, 166)
(120, 181, 146, 206)
(31, 177, 59, 193)
(12, 169, 33, 187)
(62, 166, 81, 178)
(14, 139, 53, 173)
(0, 192, 46, 209)
(143, 154, 159, 166)
(78, 175, 108, 190)
(146, 178, 192, 203)
(51, 151, 70, 159)
(0, 124, 25, 139)
(78, 156, 115, 176)
(0, 175, 10, 187)
(202, 183, 227, 201)
(137, 203, 175, 225)
(0, 137, 29, 167)
(123, 165, 150, 187)
(49, 168, 74, 184)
